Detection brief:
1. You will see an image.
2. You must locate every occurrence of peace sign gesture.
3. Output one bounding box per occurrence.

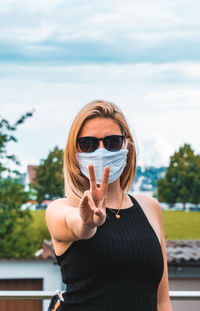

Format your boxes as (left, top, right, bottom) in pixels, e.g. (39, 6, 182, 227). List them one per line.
(79, 164, 110, 228)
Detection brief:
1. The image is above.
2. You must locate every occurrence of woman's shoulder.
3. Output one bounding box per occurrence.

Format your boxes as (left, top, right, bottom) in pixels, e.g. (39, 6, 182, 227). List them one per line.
(131, 193, 162, 214)
(46, 197, 79, 220)
(132, 192, 160, 204)
(48, 198, 69, 207)
(132, 193, 163, 240)
(46, 198, 69, 212)
(48, 197, 79, 209)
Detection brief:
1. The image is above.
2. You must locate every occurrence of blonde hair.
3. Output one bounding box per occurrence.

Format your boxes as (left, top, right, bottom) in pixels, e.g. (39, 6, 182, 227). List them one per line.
(64, 100, 137, 199)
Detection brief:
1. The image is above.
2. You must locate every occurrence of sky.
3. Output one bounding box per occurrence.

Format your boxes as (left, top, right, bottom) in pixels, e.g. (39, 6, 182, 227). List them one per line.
(1, 0, 200, 173)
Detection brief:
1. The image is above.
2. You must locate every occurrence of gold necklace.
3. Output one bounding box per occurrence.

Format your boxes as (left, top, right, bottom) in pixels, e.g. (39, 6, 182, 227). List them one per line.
(107, 192, 124, 219)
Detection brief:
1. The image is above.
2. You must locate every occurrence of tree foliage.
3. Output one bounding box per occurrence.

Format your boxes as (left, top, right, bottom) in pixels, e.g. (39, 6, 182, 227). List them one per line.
(0, 111, 35, 258)
(0, 178, 31, 257)
(31, 146, 64, 203)
(157, 143, 200, 208)
(0, 111, 34, 177)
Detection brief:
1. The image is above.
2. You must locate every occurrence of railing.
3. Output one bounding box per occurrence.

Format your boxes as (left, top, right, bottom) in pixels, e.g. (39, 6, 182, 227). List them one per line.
(0, 291, 54, 300)
(0, 291, 200, 300)
(169, 291, 200, 300)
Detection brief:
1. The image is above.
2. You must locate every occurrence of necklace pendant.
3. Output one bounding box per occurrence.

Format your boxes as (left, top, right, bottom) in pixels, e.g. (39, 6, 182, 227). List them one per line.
(115, 214, 120, 219)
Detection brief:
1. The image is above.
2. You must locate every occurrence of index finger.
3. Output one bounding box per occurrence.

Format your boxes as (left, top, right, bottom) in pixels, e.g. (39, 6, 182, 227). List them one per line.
(88, 164, 97, 191)
(100, 166, 110, 194)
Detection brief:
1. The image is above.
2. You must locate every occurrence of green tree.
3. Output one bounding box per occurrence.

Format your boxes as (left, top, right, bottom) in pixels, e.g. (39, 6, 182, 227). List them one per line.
(157, 143, 200, 209)
(0, 111, 34, 258)
(31, 146, 64, 203)
(0, 111, 34, 177)
(0, 177, 32, 257)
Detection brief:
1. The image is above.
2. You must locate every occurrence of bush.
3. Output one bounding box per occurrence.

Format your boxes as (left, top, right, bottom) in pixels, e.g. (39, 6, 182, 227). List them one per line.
(28, 210, 51, 254)
(0, 209, 50, 259)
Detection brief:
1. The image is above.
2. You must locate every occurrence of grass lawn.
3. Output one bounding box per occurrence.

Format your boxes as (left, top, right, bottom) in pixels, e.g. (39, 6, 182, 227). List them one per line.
(31, 210, 200, 241)
(162, 210, 200, 240)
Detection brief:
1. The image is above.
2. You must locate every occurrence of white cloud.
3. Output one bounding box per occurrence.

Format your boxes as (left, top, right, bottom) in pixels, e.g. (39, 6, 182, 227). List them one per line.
(137, 133, 174, 167)
(1, 0, 200, 171)
(9, 0, 64, 12)
(0, 0, 200, 63)
(1, 61, 200, 172)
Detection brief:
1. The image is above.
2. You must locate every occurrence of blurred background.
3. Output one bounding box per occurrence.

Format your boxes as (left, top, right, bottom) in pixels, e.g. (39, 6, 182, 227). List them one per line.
(0, 1, 200, 310)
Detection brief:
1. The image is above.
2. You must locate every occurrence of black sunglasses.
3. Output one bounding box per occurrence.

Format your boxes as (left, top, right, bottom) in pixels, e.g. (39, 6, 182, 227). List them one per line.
(77, 135, 125, 153)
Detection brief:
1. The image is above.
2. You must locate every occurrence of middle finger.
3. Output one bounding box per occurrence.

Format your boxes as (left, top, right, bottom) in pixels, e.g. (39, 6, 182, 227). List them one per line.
(100, 166, 110, 194)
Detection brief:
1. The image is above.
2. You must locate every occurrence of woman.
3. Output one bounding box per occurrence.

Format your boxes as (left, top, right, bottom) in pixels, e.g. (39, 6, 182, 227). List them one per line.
(46, 100, 172, 311)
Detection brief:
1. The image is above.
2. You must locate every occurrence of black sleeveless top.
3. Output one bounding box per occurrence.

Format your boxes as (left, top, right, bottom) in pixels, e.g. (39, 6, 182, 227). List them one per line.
(55, 194, 164, 311)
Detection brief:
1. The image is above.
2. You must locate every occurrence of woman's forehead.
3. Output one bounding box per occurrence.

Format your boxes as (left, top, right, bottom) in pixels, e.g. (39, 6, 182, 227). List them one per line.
(79, 117, 122, 136)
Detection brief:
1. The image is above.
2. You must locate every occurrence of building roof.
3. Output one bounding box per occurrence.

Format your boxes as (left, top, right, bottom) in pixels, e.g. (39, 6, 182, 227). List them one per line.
(35, 240, 56, 261)
(27, 165, 38, 183)
(36, 239, 200, 266)
(166, 240, 200, 266)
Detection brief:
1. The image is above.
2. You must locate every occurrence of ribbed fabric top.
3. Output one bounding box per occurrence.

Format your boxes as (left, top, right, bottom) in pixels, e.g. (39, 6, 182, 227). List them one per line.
(56, 194, 164, 311)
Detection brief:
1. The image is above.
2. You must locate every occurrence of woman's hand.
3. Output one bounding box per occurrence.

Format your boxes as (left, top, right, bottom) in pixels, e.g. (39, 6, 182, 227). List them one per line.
(46, 164, 110, 242)
(79, 164, 110, 228)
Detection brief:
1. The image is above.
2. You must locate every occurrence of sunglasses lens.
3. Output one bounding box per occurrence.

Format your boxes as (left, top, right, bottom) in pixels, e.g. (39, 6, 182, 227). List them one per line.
(78, 137, 99, 152)
(104, 135, 124, 151)
(78, 135, 125, 153)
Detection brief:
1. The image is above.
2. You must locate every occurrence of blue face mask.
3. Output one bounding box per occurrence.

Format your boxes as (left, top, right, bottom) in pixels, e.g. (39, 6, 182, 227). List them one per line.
(77, 143, 128, 184)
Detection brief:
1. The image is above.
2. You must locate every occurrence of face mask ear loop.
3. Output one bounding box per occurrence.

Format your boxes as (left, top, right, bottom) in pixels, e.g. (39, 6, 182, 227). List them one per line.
(124, 139, 128, 150)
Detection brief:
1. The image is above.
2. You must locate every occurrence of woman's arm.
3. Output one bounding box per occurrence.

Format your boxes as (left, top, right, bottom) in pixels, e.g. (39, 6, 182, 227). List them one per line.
(46, 199, 96, 242)
(155, 200, 173, 311)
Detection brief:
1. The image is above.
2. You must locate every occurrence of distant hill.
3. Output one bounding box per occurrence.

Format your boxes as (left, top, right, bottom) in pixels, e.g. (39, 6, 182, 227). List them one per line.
(133, 166, 167, 192)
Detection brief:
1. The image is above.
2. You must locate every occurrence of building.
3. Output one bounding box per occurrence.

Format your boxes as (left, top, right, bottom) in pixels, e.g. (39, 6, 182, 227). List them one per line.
(25, 165, 38, 191)
(0, 256, 62, 311)
(167, 240, 200, 311)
